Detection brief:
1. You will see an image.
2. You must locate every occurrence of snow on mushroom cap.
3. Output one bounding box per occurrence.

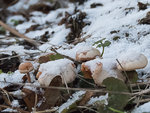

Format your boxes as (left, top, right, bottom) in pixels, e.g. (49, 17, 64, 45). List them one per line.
(117, 51, 148, 71)
(19, 62, 34, 73)
(85, 58, 125, 85)
(38, 59, 76, 86)
(76, 46, 101, 61)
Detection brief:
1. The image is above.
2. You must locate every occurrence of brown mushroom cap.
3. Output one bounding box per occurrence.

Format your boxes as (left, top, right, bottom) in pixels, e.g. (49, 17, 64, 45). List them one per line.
(19, 62, 34, 73)
(76, 47, 101, 62)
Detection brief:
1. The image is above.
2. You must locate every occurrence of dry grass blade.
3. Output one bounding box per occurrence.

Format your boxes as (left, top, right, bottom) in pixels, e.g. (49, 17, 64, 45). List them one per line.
(116, 59, 133, 93)
(0, 88, 12, 106)
(32, 93, 38, 113)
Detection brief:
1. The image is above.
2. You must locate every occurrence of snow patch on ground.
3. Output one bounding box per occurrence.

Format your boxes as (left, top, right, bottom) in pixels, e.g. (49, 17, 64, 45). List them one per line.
(0, 70, 24, 88)
(132, 101, 150, 113)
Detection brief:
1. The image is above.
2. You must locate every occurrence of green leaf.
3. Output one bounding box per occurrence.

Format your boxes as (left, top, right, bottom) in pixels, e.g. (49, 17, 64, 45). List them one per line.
(126, 71, 138, 83)
(103, 41, 111, 47)
(93, 38, 106, 46)
(7, 71, 13, 74)
(102, 77, 130, 112)
(96, 44, 102, 48)
(49, 53, 64, 61)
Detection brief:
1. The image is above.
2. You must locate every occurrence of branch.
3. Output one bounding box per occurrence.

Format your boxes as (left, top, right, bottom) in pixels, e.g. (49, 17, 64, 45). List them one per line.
(0, 20, 41, 48)
(71, 35, 91, 45)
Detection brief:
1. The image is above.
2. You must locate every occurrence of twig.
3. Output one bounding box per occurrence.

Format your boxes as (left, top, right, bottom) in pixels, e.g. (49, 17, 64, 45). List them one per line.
(116, 59, 133, 93)
(71, 35, 92, 45)
(0, 20, 41, 48)
(51, 47, 82, 64)
(0, 80, 132, 95)
(33, 93, 38, 113)
(131, 81, 150, 87)
(0, 55, 25, 61)
(77, 74, 96, 87)
(0, 88, 12, 106)
(134, 88, 150, 95)
(77, 106, 99, 113)
(34, 107, 58, 113)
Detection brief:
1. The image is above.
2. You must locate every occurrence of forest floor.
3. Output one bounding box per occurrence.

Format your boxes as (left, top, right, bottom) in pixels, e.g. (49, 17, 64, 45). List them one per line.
(0, 0, 150, 113)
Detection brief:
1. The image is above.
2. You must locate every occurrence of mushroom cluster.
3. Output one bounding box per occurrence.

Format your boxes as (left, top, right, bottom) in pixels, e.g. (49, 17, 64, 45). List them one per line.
(77, 48, 148, 86)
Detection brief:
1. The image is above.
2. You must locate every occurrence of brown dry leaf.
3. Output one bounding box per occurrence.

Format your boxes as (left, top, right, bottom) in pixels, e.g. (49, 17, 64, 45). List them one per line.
(37, 53, 55, 64)
(37, 76, 62, 111)
(25, 24, 39, 33)
(79, 91, 94, 106)
(22, 88, 37, 111)
(22, 75, 27, 83)
(28, 4, 55, 14)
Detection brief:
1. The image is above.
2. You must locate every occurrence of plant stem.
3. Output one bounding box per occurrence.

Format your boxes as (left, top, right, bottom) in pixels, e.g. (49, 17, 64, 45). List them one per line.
(27, 72, 31, 83)
(101, 44, 105, 57)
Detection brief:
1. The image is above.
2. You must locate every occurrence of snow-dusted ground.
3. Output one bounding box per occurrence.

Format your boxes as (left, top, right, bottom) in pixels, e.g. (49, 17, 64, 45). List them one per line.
(1, 0, 150, 112)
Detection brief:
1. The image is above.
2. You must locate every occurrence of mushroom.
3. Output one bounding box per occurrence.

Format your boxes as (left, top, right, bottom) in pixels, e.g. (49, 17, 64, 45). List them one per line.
(37, 59, 76, 86)
(117, 52, 148, 71)
(81, 60, 103, 79)
(19, 62, 34, 83)
(76, 46, 101, 62)
(81, 58, 125, 86)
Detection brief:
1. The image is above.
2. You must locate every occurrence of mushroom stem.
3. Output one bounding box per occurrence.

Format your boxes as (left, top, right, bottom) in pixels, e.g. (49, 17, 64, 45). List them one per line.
(26, 72, 31, 83)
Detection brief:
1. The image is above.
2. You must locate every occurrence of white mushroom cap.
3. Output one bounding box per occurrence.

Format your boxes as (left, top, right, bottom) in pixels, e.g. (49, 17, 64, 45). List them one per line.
(37, 59, 76, 86)
(83, 58, 125, 86)
(76, 46, 101, 62)
(81, 59, 102, 79)
(117, 52, 148, 71)
(19, 62, 34, 73)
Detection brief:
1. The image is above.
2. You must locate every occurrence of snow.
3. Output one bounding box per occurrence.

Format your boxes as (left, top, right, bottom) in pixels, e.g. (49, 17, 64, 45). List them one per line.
(11, 100, 20, 107)
(7, 15, 26, 26)
(0, 70, 24, 88)
(38, 59, 76, 86)
(84, 58, 101, 72)
(23, 81, 40, 92)
(88, 93, 108, 105)
(58, 91, 85, 113)
(39, 59, 74, 78)
(132, 101, 150, 113)
(117, 50, 143, 62)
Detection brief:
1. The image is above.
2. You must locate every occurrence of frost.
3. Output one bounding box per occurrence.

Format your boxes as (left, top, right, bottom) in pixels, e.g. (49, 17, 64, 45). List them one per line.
(58, 91, 86, 113)
(88, 93, 108, 105)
